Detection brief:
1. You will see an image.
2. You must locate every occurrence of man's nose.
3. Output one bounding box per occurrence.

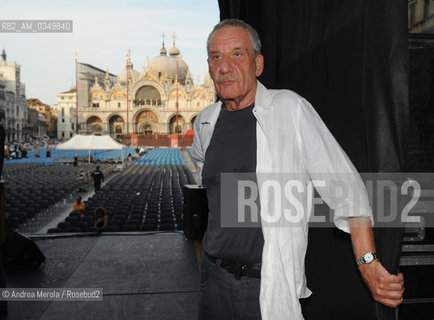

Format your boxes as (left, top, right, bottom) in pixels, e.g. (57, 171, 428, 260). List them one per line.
(219, 56, 233, 73)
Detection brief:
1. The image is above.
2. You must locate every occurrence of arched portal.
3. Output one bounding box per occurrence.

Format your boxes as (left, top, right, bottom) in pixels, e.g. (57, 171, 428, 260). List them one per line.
(86, 116, 103, 134)
(108, 115, 124, 134)
(135, 110, 158, 134)
(169, 115, 185, 134)
(139, 123, 154, 135)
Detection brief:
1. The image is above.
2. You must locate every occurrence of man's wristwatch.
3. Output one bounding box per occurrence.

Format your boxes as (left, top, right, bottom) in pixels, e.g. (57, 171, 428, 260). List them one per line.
(356, 252, 378, 266)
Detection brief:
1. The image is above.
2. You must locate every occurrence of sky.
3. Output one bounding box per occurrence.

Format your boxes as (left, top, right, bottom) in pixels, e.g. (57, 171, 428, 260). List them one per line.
(0, 0, 220, 105)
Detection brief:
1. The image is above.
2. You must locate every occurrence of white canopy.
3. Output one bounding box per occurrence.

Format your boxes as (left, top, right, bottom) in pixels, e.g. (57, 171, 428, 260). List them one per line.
(56, 134, 125, 150)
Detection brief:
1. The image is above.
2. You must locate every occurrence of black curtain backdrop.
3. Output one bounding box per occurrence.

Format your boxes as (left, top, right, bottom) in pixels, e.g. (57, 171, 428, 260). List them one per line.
(0, 123, 4, 178)
(218, 1, 408, 319)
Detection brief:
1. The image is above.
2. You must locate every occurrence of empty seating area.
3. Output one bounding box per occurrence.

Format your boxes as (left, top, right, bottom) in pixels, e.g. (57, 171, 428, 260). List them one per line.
(4, 163, 117, 230)
(135, 148, 184, 165)
(50, 164, 196, 233)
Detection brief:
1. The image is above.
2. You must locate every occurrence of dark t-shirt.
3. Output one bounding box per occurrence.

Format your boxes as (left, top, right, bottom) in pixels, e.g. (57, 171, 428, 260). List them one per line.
(91, 170, 104, 184)
(202, 104, 264, 265)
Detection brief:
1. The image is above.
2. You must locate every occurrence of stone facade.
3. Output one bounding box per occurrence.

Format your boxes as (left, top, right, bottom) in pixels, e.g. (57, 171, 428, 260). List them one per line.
(0, 49, 29, 142)
(27, 108, 46, 137)
(53, 89, 77, 140)
(60, 42, 216, 138)
(27, 98, 55, 137)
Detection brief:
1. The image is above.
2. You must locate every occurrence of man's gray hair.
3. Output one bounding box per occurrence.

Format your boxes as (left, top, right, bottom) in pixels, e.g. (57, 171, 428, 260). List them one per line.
(207, 19, 262, 56)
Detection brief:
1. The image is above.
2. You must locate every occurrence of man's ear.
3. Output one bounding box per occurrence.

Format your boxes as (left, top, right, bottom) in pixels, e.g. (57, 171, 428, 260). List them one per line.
(255, 54, 264, 77)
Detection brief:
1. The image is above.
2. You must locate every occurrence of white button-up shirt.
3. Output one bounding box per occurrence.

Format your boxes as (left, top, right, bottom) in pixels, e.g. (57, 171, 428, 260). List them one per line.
(191, 81, 373, 320)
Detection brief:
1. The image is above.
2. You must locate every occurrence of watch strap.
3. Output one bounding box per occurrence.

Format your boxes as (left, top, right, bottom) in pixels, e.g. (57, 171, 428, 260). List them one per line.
(356, 252, 377, 266)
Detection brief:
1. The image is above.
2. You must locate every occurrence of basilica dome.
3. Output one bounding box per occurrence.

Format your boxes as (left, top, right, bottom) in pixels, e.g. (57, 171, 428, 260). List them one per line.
(148, 43, 189, 83)
(168, 44, 180, 56)
(117, 60, 141, 84)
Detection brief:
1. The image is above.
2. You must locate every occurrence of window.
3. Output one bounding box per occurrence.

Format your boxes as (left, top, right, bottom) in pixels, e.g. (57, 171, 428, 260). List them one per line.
(62, 119, 65, 123)
(70, 132, 73, 137)
(71, 123, 74, 130)
(62, 131, 64, 138)
(118, 102, 121, 108)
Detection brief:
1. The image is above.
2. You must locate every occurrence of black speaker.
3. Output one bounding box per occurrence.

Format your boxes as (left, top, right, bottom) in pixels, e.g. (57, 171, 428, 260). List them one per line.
(183, 185, 208, 240)
(1, 232, 45, 269)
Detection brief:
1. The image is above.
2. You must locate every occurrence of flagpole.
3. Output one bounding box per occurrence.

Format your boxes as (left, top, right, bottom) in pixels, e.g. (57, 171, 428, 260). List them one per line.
(126, 54, 129, 134)
(75, 52, 78, 134)
(176, 55, 179, 132)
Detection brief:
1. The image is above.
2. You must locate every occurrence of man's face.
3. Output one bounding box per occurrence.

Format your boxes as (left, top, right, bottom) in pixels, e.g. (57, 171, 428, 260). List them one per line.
(207, 26, 264, 109)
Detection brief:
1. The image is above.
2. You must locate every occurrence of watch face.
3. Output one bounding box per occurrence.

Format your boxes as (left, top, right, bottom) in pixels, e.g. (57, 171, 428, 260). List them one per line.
(365, 253, 374, 263)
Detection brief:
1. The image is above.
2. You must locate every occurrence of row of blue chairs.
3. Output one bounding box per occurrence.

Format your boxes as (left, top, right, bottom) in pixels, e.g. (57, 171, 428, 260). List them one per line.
(5, 148, 137, 164)
(135, 148, 184, 165)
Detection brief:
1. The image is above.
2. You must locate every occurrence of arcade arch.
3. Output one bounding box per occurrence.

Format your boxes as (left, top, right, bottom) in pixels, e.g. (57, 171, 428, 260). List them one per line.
(86, 116, 103, 134)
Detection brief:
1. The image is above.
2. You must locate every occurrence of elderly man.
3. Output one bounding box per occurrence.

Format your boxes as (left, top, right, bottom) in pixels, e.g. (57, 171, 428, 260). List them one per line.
(191, 19, 404, 320)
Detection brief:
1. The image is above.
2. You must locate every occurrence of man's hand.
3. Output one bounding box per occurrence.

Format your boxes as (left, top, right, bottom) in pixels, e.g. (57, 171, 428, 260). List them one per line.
(349, 217, 405, 308)
(359, 260, 404, 308)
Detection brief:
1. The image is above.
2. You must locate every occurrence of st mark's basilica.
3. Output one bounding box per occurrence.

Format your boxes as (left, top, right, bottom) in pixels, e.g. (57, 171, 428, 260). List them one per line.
(55, 39, 216, 139)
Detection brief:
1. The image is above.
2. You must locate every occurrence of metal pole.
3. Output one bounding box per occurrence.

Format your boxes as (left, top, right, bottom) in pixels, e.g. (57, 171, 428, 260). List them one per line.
(126, 54, 129, 135)
(75, 53, 78, 134)
(176, 55, 179, 132)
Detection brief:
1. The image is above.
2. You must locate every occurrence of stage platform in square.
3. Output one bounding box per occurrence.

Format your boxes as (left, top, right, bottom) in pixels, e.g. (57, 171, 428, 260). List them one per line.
(4, 232, 200, 320)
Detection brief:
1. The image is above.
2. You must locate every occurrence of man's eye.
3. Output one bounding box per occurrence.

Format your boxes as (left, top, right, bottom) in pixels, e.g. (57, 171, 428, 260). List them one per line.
(234, 52, 242, 57)
(213, 55, 221, 60)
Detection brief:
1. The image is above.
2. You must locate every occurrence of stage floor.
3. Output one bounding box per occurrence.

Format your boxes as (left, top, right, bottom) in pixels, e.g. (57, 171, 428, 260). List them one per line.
(4, 232, 200, 320)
